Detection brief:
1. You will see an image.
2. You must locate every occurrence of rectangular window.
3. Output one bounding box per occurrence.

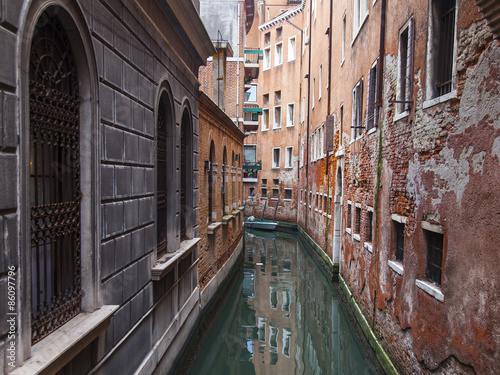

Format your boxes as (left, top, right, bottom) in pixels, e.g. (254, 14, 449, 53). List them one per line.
(426, 230, 444, 285)
(272, 148, 280, 168)
(272, 188, 279, 199)
(353, 0, 369, 34)
(261, 188, 267, 198)
(366, 62, 379, 131)
(245, 84, 258, 103)
(342, 14, 346, 62)
(243, 145, 257, 164)
(276, 26, 283, 39)
(262, 178, 267, 185)
(262, 108, 270, 131)
(398, 19, 414, 114)
(275, 90, 281, 103)
(429, 0, 456, 98)
(265, 32, 271, 44)
(347, 203, 352, 229)
(285, 146, 293, 168)
(340, 104, 344, 146)
(263, 47, 271, 70)
(287, 103, 295, 127)
(352, 79, 363, 139)
(275, 42, 283, 66)
(273, 106, 282, 129)
(366, 211, 373, 242)
(355, 206, 361, 234)
(319, 64, 322, 100)
(263, 93, 269, 105)
(285, 189, 292, 200)
(288, 36, 296, 61)
(249, 187, 255, 196)
(312, 77, 316, 108)
(395, 222, 405, 262)
(273, 179, 279, 185)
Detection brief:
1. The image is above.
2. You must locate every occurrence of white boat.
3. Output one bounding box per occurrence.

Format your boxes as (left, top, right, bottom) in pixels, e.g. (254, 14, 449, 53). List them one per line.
(244, 221, 277, 231)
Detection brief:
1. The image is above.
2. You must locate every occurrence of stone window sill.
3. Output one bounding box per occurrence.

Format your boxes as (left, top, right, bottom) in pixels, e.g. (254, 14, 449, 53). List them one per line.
(207, 223, 221, 235)
(364, 242, 373, 253)
(346, 228, 352, 235)
(152, 238, 200, 281)
(394, 110, 409, 122)
(222, 215, 234, 224)
(367, 127, 377, 135)
(416, 279, 444, 302)
(352, 233, 361, 242)
(388, 260, 403, 275)
(12, 305, 118, 375)
(423, 90, 457, 109)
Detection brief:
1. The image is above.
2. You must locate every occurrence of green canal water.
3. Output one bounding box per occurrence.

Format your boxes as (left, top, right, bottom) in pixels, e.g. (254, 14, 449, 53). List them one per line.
(178, 230, 379, 374)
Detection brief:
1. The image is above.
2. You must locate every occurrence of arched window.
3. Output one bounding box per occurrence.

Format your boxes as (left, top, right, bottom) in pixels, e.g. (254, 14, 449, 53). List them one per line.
(29, 9, 82, 344)
(180, 107, 193, 240)
(209, 141, 215, 223)
(157, 93, 172, 258)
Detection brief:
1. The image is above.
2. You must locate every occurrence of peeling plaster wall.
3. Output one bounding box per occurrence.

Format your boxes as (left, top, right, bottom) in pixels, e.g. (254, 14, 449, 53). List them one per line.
(341, 6, 500, 374)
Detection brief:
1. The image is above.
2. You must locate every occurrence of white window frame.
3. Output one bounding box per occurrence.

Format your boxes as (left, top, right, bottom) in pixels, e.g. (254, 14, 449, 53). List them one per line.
(288, 36, 296, 62)
(312, 77, 316, 108)
(285, 146, 293, 168)
(424, 0, 458, 106)
(352, 78, 363, 140)
(286, 103, 295, 127)
(284, 188, 292, 201)
(272, 147, 281, 169)
(396, 18, 414, 118)
(353, 0, 369, 41)
(366, 59, 379, 132)
(262, 108, 270, 131)
(342, 13, 346, 64)
(263, 46, 271, 70)
(319, 64, 322, 100)
(273, 105, 282, 129)
(275, 42, 283, 66)
(300, 97, 305, 123)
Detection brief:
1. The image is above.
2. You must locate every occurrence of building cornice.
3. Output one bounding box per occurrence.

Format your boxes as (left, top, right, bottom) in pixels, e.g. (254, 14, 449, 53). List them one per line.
(258, 0, 305, 31)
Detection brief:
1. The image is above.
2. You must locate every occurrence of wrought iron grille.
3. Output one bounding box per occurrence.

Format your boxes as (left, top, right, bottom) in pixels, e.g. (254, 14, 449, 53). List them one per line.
(180, 120, 187, 241)
(29, 12, 81, 344)
(157, 102, 168, 259)
(426, 231, 444, 285)
(436, 0, 456, 97)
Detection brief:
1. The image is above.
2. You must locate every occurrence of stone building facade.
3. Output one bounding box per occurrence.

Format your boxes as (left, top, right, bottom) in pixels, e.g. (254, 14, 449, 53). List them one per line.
(246, 0, 500, 374)
(0, 0, 248, 373)
(197, 91, 245, 292)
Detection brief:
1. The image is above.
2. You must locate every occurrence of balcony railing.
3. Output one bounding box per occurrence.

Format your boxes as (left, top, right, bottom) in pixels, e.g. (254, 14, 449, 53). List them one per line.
(244, 48, 262, 65)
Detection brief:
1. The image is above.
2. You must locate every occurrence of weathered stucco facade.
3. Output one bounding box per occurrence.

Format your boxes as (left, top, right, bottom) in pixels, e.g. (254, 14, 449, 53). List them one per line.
(246, 0, 500, 374)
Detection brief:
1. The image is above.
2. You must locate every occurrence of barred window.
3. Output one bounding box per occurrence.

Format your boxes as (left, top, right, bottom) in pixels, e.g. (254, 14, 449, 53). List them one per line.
(426, 230, 444, 285)
(395, 222, 405, 262)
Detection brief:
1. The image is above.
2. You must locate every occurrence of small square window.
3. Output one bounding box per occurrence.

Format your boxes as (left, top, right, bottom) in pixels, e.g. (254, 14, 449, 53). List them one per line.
(272, 188, 279, 199)
(262, 178, 267, 185)
(425, 230, 444, 285)
(395, 222, 405, 262)
(273, 179, 279, 185)
(275, 90, 281, 103)
(285, 189, 292, 200)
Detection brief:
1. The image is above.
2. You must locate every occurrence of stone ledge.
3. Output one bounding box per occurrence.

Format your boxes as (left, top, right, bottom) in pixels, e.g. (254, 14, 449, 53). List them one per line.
(388, 260, 404, 275)
(151, 238, 200, 281)
(12, 305, 118, 375)
(364, 242, 373, 253)
(416, 279, 444, 302)
(207, 222, 222, 234)
(222, 215, 234, 224)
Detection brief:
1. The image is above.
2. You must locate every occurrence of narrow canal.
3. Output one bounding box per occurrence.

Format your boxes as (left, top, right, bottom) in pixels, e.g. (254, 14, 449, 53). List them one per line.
(177, 229, 379, 374)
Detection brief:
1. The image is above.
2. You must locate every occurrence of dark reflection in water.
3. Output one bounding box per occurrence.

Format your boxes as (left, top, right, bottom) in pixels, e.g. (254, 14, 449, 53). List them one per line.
(188, 230, 377, 375)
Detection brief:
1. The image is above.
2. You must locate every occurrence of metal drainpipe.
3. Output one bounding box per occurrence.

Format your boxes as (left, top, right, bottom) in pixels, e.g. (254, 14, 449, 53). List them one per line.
(305, 4, 312, 230)
(324, 0, 334, 255)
